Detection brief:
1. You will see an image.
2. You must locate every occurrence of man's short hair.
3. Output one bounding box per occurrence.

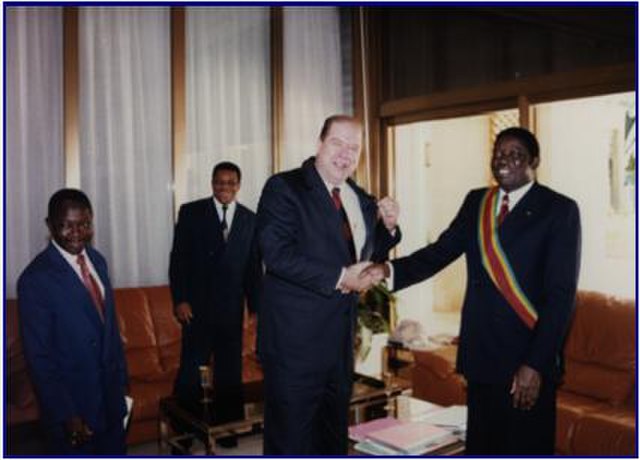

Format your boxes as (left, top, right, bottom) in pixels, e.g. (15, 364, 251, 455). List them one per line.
(495, 127, 540, 162)
(212, 161, 242, 182)
(319, 115, 362, 141)
(48, 189, 93, 221)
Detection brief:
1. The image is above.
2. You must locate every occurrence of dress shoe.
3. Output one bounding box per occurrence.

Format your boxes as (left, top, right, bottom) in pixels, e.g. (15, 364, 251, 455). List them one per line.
(215, 435, 238, 449)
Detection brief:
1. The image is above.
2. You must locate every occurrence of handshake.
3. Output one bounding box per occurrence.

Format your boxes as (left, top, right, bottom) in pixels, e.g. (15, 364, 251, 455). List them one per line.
(338, 261, 390, 294)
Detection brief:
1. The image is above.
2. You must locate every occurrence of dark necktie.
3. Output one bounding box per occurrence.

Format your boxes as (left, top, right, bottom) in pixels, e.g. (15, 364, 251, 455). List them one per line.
(221, 204, 229, 241)
(331, 187, 357, 263)
(77, 254, 104, 321)
(498, 193, 510, 226)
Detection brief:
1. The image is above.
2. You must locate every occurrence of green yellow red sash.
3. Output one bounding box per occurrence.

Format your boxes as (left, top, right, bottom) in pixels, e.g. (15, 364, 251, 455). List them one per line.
(478, 187, 538, 329)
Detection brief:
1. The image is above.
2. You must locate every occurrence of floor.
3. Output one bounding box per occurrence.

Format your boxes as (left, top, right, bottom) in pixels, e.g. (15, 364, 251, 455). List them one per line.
(6, 422, 264, 457)
(128, 432, 264, 456)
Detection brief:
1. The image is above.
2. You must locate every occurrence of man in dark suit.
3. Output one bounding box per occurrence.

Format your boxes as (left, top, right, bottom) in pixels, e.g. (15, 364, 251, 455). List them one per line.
(18, 189, 129, 455)
(256, 115, 401, 455)
(364, 127, 582, 454)
(170, 161, 261, 446)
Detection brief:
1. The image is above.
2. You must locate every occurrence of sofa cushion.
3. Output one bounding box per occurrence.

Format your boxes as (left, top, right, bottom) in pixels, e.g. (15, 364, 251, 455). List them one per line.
(6, 299, 40, 425)
(114, 288, 164, 381)
(129, 380, 175, 422)
(556, 390, 611, 455)
(413, 345, 459, 378)
(570, 407, 636, 456)
(412, 346, 466, 406)
(561, 359, 632, 406)
(143, 286, 181, 374)
(565, 291, 635, 371)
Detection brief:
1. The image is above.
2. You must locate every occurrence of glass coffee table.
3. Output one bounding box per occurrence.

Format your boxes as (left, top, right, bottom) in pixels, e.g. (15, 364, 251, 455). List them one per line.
(158, 395, 264, 455)
(158, 375, 411, 455)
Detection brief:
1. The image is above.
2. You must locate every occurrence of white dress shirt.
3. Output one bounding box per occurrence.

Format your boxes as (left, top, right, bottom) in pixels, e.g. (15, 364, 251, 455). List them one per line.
(52, 239, 105, 297)
(322, 180, 366, 259)
(213, 197, 237, 230)
(497, 181, 534, 215)
(322, 180, 367, 290)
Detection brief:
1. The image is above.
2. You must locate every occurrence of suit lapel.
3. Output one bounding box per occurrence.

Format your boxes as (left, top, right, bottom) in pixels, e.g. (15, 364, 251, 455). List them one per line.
(45, 244, 105, 331)
(498, 182, 543, 246)
(85, 247, 114, 362)
(349, 179, 377, 261)
(302, 158, 354, 262)
(204, 199, 225, 249)
(226, 204, 244, 246)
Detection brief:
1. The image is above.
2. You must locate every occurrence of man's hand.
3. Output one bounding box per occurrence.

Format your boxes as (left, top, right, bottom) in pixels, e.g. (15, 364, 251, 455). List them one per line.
(510, 364, 541, 410)
(360, 263, 389, 282)
(377, 197, 400, 231)
(65, 416, 93, 447)
(339, 262, 375, 294)
(175, 302, 193, 325)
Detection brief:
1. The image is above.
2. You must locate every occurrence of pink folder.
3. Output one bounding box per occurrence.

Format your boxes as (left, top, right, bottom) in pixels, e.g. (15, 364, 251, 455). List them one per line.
(348, 417, 403, 443)
(366, 420, 451, 454)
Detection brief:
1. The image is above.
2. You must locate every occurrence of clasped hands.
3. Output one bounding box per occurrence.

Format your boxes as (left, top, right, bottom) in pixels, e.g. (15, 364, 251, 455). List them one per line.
(65, 416, 94, 447)
(338, 261, 389, 294)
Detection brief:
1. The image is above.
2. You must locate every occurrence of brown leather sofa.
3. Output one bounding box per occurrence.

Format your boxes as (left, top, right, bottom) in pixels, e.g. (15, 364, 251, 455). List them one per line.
(411, 290, 636, 456)
(6, 285, 262, 446)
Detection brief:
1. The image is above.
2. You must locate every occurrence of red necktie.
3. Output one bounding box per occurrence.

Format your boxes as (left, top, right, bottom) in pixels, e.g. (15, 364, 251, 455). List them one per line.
(77, 254, 104, 321)
(331, 187, 357, 263)
(498, 193, 510, 226)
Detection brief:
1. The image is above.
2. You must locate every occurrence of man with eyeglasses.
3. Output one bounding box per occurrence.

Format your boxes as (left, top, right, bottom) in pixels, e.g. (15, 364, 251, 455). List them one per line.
(363, 127, 582, 454)
(170, 161, 262, 449)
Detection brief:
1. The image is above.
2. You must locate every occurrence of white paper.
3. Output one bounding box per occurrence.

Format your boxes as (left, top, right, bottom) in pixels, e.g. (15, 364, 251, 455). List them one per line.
(123, 396, 134, 429)
(415, 404, 467, 435)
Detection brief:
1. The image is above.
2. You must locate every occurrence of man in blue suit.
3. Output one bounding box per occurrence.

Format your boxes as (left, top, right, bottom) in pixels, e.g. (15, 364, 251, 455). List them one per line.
(364, 127, 582, 454)
(170, 161, 261, 447)
(257, 115, 401, 455)
(18, 189, 129, 455)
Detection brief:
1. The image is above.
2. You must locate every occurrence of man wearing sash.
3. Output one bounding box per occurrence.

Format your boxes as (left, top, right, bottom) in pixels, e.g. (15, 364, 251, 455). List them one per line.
(363, 127, 581, 454)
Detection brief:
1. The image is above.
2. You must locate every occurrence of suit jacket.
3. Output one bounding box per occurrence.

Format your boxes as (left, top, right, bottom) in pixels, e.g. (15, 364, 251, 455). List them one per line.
(17, 243, 128, 432)
(393, 183, 581, 383)
(169, 198, 261, 327)
(257, 157, 401, 373)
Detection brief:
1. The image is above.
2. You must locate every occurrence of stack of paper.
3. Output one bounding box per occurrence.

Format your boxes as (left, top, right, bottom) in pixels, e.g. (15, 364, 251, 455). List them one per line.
(396, 395, 442, 421)
(348, 417, 403, 443)
(355, 419, 457, 455)
(416, 405, 467, 433)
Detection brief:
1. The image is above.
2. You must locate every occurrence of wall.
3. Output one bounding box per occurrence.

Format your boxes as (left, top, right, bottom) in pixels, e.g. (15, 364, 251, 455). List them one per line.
(394, 115, 490, 336)
(536, 92, 636, 298)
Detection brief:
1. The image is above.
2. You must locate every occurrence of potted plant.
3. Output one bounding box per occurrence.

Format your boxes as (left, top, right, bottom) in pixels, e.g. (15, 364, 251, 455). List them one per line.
(355, 283, 397, 362)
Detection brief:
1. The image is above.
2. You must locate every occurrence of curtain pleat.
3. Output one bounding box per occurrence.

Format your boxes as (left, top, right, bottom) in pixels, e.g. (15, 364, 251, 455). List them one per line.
(78, 7, 172, 287)
(6, 7, 64, 297)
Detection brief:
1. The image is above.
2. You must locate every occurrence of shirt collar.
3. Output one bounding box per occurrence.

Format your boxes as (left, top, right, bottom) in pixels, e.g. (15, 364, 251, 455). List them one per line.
(212, 196, 236, 212)
(51, 239, 89, 265)
(499, 180, 534, 208)
(320, 177, 350, 196)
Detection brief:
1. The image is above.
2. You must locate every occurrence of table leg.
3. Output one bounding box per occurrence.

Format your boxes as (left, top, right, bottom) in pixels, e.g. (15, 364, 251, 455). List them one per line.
(158, 410, 169, 454)
(206, 431, 217, 455)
